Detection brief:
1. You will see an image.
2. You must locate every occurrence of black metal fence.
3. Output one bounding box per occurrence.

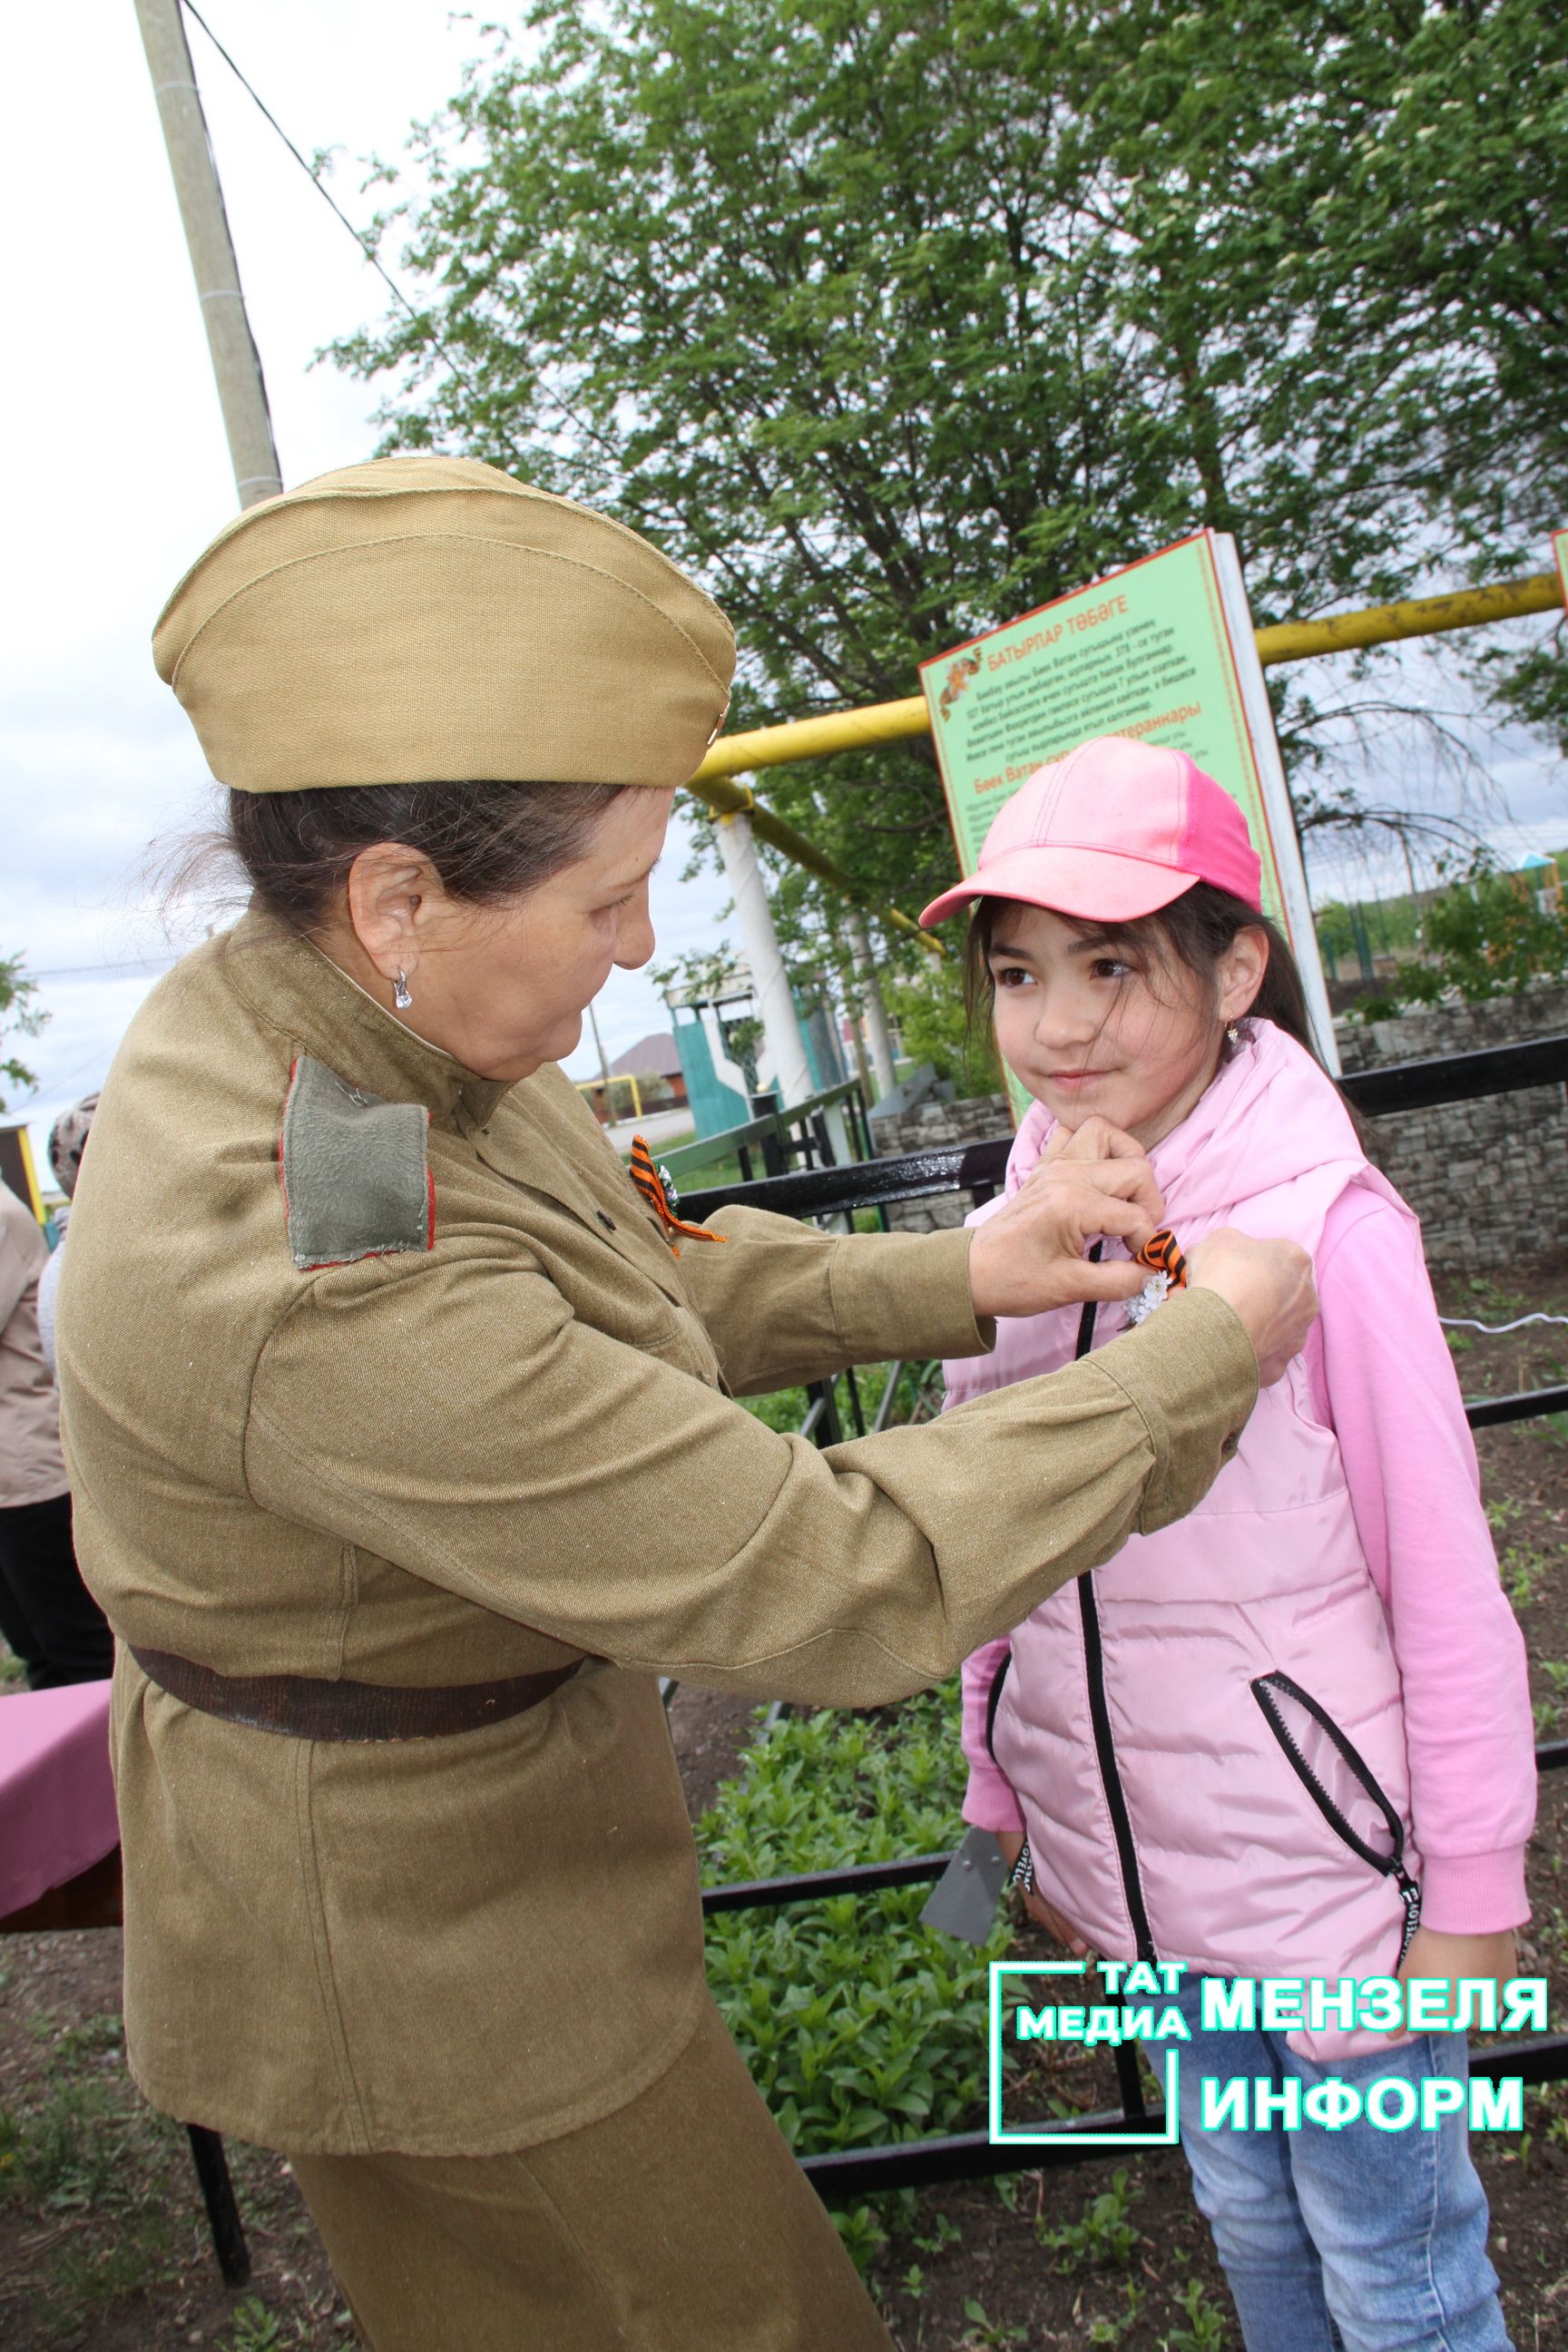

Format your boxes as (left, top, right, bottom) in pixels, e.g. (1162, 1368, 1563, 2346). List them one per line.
(662, 1078, 876, 1191)
(686, 1034, 1568, 2201)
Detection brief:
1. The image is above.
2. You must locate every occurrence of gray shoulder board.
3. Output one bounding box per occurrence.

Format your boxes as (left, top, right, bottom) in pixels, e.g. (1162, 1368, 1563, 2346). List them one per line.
(279, 1054, 432, 1272)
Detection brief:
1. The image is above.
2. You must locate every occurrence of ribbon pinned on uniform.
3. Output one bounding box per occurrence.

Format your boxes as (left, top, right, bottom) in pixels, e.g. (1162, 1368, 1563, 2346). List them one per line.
(627, 1134, 726, 1257)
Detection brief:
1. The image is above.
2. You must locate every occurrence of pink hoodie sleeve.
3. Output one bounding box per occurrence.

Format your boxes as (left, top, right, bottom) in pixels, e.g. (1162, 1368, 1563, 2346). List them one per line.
(1307, 1188, 1535, 1935)
(960, 1636, 1025, 1834)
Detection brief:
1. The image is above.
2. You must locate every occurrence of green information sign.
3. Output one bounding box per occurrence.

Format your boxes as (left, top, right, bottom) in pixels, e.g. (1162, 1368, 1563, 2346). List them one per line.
(918, 529, 1334, 1063)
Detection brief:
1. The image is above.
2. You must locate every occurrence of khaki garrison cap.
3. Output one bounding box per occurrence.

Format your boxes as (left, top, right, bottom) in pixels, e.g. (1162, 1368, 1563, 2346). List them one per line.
(152, 456, 735, 793)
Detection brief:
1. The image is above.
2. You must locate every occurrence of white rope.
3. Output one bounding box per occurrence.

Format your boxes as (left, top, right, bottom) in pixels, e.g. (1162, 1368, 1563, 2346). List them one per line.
(1438, 1313, 1568, 1335)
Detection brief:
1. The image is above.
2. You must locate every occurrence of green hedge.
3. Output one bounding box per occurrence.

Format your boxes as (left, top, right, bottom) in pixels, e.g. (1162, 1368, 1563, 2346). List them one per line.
(697, 1684, 1009, 2263)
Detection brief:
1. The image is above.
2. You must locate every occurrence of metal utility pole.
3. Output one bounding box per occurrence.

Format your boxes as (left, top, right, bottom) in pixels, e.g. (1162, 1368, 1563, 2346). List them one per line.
(586, 999, 615, 1101)
(846, 912, 897, 1102)
(714, 793, 813, 1109)
(135, 0, 283, 507)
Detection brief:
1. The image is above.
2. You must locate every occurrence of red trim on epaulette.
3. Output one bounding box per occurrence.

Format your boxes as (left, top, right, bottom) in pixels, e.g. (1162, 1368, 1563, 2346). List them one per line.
(278, 1056, 299, 1226)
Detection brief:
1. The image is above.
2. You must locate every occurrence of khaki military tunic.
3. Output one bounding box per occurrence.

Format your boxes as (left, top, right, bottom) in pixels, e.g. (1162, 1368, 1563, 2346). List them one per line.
(56, 910, 1256, 2157)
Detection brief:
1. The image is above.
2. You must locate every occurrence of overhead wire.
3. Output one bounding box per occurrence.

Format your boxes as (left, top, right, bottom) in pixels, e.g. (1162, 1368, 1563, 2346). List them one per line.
(177, 0, 474, 395)
(169, 4, 938, 948)
(28, 956, 181, 982)
(177, 0, 618, 459)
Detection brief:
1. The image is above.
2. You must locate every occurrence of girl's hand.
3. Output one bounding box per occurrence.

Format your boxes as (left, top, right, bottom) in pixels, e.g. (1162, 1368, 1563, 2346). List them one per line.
(1387, 1926, 1517, 2041)
(995, 1829, 1093, 1957)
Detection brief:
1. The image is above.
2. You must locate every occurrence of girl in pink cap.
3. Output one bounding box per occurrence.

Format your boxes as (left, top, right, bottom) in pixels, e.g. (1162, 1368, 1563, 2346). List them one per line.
(921, 735, 1533, 2352)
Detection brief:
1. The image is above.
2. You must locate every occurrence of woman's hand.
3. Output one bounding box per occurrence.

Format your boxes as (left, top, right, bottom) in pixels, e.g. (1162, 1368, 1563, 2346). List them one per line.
(995, 1829, 1093, 1957)
(965, 1116, 1319, 1386)
(1385, 1926, 1517, 2042)
(1185, 1229, 1318, 1387)
(966, 1118, 1165, 1321)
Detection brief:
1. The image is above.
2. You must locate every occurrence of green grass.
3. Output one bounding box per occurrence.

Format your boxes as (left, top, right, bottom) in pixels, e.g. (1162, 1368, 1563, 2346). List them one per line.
(741, 1360, 938, 1439)
(1502, 1545, 1549, 1612)
(1534, 1660, 1568, 1741)
(0, 2011, 188, 2339)
(1086, 2279, 1148, 2344)
(1034, 2167, 1142, 2270)
(655, 1138, 748, 1191)
(226, 2298, 295, 2351)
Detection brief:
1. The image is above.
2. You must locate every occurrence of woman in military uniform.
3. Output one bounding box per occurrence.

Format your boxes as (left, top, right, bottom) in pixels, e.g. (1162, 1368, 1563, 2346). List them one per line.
(57, 457, 1312, 2351)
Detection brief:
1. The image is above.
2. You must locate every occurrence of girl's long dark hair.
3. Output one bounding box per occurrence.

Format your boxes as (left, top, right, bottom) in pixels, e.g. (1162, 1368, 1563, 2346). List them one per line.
(964, 882, 1324, 1069)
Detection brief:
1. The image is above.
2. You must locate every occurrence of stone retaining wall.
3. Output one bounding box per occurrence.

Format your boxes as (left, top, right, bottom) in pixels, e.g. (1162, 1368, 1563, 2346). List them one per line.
(871, 990, 1568, 1273)
(873, 1094, 1011, 1233)
(1338, 986, 1568, 1277)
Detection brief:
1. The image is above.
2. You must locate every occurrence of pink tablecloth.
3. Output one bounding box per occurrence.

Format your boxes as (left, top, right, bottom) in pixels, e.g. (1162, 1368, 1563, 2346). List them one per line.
(0, 1681, 118, 1918)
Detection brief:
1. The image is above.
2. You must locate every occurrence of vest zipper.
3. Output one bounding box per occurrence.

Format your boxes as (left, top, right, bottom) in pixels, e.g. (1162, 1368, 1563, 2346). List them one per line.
(1250, 1669, 1423, 1967)
(985, 1649, 1012, 1761)
(1074, 1275, 1158, 1965)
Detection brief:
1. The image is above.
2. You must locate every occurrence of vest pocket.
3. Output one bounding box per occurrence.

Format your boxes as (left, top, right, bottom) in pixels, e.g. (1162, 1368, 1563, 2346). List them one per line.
(1250, 1670, 1421, 1966)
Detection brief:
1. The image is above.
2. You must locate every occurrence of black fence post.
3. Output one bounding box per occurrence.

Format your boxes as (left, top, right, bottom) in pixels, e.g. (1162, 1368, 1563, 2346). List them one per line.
(184, 2124, 250, 2287)
(850, 1082, 875, 1163)
(750, 1092, 786, 1178)
(804, 1377, 844, 1445)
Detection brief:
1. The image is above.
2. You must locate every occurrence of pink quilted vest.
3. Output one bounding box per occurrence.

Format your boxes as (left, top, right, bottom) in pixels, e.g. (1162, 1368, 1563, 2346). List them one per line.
(946, 1022, 1423, 2058)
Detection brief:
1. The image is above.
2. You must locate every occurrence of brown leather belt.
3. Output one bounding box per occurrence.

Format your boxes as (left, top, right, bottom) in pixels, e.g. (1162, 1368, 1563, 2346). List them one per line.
(128, 1644, 582, 1743)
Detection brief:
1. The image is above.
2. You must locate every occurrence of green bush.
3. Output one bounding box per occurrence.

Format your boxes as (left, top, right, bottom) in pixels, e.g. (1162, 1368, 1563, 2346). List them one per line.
(740, 1361, 935, 1438)
(698, 1684, 1008, 2265)
(884, 957, 1002, 1100)
(1356, 859, 1568, 1016)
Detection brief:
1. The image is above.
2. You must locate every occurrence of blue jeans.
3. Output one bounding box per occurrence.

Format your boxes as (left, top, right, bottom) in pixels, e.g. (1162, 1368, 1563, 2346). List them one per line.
(1171, 1978, 1511, 2351)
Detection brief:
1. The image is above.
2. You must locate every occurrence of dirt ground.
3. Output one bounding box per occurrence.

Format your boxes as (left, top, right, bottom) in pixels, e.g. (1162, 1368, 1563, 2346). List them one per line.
(3, 1260, 1567, 2349)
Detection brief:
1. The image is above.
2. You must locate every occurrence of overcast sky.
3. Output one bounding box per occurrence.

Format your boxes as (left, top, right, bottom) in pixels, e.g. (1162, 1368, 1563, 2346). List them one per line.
(1, 0, 733, 1184)
(4, 4, 1566, 1186)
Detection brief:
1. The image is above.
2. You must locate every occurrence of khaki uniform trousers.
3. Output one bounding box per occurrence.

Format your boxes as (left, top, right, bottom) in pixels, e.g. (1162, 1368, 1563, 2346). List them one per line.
(289, 1994, 892, 2351)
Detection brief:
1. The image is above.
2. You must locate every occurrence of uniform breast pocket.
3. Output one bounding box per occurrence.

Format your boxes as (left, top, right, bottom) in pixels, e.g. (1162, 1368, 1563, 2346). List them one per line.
(1250, 1670, 1421, 1965)
(567, 1258, 720, 1387)
(636, 1312, 720, 1386)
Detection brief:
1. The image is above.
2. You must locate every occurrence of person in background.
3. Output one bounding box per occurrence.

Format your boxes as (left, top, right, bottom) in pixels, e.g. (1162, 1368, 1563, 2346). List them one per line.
(35, 1093, 98, 1376)
(0, 1165, 113, 1688)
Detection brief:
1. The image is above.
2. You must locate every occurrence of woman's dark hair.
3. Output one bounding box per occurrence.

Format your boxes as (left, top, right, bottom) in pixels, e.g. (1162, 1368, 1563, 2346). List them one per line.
(964, 882, 1324, 1069)
(224, 779, 628, 935)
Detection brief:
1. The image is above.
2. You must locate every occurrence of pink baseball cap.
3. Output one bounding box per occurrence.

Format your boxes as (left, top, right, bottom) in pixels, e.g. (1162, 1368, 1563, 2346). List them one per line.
(919, 736, 1262, 928)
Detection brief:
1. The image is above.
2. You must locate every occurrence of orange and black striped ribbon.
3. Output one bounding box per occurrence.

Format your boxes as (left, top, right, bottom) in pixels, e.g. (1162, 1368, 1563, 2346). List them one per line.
(627, 1133, 726, 1258)
(1133, 1229, 1188, 1289)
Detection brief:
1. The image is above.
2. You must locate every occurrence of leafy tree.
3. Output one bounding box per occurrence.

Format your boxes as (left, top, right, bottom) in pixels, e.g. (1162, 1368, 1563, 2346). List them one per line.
(880, 954, 1001, 1096)
(0, 955, 44, 1112)
(1314, 904, 1357, 979)
(1392, 859, 1568, 1006)
(332, 0, 1568, 996)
